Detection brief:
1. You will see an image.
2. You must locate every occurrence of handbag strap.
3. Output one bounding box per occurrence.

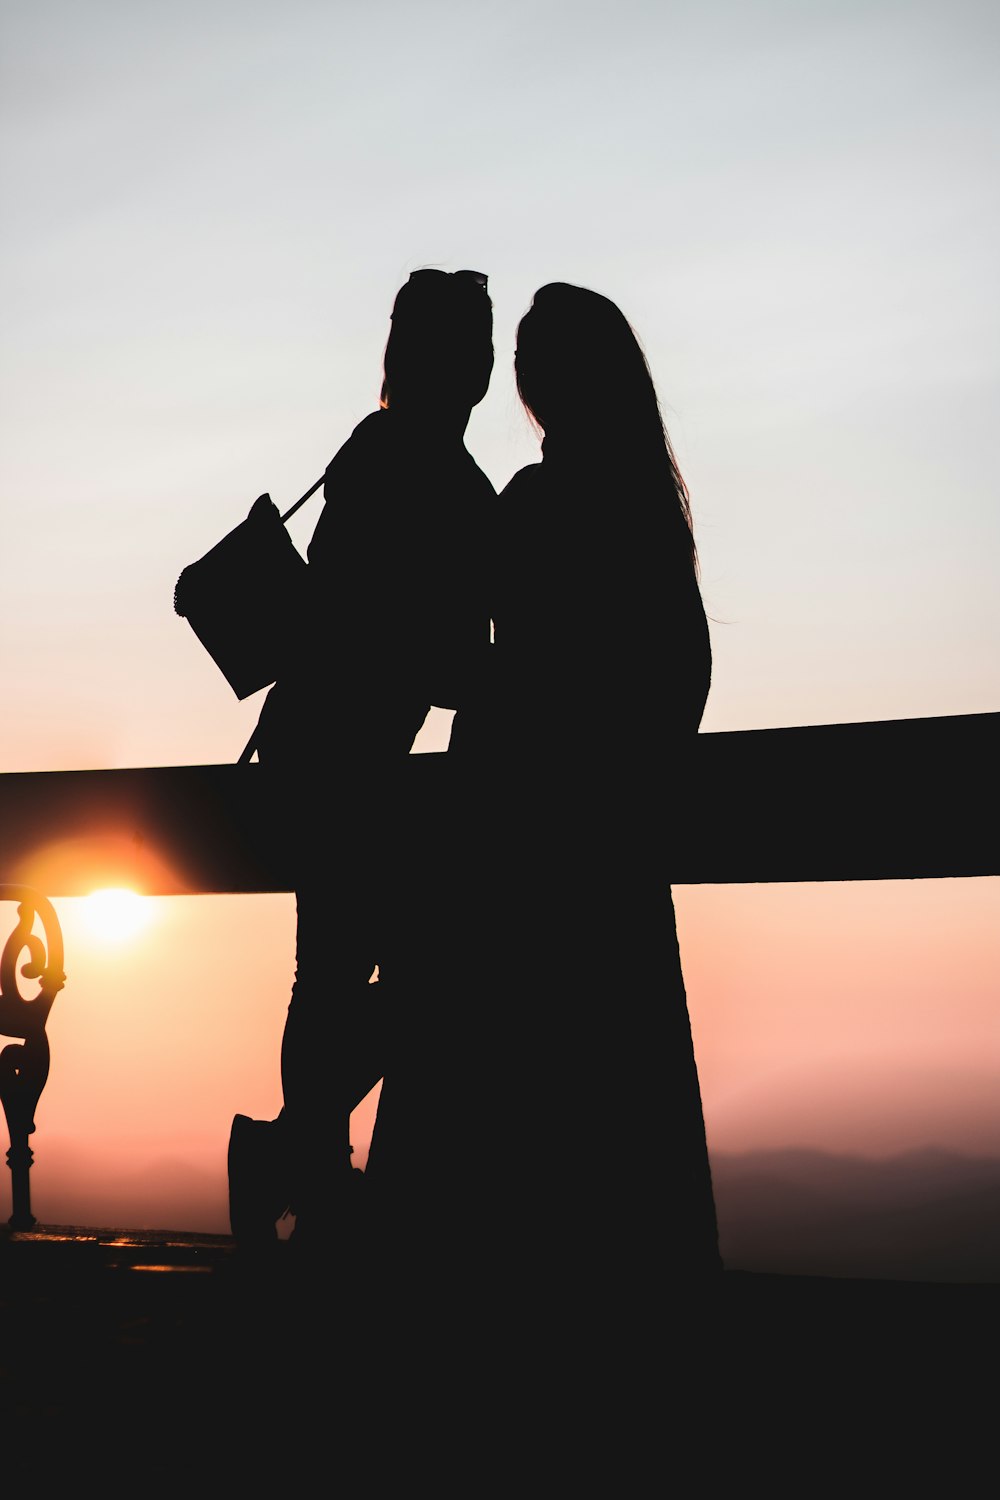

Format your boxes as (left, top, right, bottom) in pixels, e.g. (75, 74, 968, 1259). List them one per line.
(239, 728, 260, 766)
(281, 473, 325, 523)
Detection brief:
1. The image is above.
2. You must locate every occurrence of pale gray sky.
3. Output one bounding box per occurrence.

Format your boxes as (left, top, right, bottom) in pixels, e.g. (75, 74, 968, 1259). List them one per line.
(2, 0, 997, 770)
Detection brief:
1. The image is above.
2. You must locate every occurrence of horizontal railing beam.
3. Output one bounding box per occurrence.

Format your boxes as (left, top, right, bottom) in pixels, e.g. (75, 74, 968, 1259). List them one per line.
(0, 711, 996, 895)
(676, 710, 998, 884)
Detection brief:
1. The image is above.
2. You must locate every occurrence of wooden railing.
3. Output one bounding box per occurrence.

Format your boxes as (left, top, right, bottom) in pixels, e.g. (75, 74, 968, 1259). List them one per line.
(1, 710, 996, 1226)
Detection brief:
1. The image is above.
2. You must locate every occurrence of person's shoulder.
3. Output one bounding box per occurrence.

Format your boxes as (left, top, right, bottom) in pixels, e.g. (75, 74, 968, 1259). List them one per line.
(349, 408, 388, 445)
(463, 448, 499, 499)
(320, 409, 389, 498)
(499, 461, 543, 500)
(328, 408, 385, 466)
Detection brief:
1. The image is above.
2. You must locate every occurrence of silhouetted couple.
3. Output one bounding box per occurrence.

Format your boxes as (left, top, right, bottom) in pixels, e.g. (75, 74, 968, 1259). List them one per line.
(227, 270, 722, 1310)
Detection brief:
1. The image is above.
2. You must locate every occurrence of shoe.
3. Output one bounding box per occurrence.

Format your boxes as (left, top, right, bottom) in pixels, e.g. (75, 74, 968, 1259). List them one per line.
(227, 1113, 290, 1245)
(287, 1155, 367, 1255)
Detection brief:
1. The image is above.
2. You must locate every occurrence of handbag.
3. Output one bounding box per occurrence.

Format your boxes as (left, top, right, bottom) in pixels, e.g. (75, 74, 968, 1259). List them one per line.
(173, 476, 324, 702)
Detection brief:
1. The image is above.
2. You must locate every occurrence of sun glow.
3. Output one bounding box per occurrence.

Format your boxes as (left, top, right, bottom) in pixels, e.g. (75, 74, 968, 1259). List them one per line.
(81, 888, 155, 944)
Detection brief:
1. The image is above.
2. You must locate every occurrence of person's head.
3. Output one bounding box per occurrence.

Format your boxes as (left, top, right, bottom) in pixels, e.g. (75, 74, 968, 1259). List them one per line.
(380, 268, 494, 419)
(514, 281, 697, 570)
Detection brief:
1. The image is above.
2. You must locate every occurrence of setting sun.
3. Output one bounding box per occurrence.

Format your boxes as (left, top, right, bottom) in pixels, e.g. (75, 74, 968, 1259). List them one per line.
(81, 888, 155, 944)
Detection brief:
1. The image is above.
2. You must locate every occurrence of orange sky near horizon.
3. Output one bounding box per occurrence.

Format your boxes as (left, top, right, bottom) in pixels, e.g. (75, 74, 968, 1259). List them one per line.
(9, 872, 997, 1238)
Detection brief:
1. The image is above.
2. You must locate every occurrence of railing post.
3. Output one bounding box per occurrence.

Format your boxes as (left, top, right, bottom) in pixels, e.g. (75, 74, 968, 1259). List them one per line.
(0, 886, 66, 1229)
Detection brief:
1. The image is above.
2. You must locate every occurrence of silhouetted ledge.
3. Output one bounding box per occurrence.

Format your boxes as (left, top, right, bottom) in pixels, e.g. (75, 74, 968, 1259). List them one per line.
(0, 711, 996, 895)
(3, 1224, 998, 1317)
(0, 1224, 995, 1484)
(1, 1225, 997, 1364)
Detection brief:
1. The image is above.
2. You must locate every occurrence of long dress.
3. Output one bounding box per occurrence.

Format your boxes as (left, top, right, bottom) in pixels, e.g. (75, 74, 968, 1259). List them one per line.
(453, 436, 722, 1293)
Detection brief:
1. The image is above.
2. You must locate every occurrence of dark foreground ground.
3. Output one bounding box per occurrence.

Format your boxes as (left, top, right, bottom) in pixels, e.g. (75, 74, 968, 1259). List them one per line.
(0, 1224, 995, 1488)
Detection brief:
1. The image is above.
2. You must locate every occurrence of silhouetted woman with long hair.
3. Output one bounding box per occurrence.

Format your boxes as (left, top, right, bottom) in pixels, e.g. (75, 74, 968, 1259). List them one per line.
(453, 282, 721, 1297)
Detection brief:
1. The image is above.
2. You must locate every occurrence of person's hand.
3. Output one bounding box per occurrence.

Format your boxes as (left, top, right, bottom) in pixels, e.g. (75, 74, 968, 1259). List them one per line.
(249, 492, 276, 520)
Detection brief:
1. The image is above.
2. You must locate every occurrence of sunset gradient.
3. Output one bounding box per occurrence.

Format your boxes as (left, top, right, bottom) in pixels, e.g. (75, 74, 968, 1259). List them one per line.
(1, 2, 997, 1270)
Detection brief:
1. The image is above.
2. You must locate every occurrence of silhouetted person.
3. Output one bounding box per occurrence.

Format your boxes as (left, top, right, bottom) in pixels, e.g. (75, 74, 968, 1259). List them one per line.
(229, 269, 495, 1251)
(436, 282, 723, 1307)
(507, 283, 720, 1283)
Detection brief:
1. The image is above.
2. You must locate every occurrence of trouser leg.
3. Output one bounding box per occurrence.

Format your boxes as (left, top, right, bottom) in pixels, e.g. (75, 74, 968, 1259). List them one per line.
(280, 880, 382, 1221)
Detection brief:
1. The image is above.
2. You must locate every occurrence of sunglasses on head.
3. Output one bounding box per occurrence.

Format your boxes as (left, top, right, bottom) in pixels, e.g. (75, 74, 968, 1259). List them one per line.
(407, 268, 488, 291)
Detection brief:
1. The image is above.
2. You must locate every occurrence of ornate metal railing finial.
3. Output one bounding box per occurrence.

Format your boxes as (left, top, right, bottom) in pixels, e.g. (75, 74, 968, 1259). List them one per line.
(0, 885, 66, 1230)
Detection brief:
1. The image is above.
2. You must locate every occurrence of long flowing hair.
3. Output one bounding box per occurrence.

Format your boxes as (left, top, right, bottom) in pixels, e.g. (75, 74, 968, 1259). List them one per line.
(514, 282, 697, 575)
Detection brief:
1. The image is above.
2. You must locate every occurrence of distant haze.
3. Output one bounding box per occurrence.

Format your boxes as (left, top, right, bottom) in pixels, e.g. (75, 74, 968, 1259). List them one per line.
(711, 1148, 1000, 1284)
